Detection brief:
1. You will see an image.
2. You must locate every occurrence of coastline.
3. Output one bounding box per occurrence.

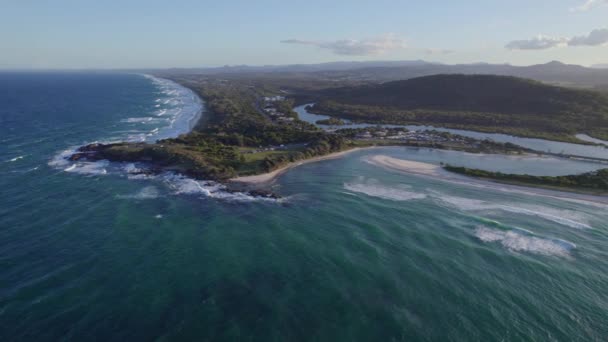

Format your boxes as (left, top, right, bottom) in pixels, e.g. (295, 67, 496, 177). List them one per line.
(141, 74, 204, 141)
(63, 76, 608, 201)
(229, 147, 377, 185)
(368, 155, 608, 205)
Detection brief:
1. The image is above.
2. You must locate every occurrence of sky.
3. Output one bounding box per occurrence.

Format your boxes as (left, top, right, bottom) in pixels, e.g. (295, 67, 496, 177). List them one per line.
(1, 0, 607, 69)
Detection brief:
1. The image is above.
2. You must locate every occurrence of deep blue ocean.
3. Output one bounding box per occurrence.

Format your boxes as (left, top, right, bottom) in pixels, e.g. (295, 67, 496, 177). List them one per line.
(1, 72, 608, 341)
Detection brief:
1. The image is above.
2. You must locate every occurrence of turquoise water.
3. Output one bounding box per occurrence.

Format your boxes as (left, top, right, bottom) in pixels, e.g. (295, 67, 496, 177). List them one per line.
(2, 73, 608, 341)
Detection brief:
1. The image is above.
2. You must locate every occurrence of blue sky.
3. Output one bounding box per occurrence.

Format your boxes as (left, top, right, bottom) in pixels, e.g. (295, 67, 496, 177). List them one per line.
(1, 0, 607, 69)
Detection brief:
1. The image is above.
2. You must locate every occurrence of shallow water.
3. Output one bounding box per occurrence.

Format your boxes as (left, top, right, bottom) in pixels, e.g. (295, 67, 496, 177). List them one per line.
(1, 73, 607, 341)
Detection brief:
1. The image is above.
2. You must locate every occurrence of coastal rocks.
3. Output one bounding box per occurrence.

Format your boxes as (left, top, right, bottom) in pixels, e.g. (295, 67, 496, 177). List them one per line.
(68, 143, 111, 161)
(244, 189, 282, 199)
(223, 187, 282, 199)
(67, 142, 282, 199)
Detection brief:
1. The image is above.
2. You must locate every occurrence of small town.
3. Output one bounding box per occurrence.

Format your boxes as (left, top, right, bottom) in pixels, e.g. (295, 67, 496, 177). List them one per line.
(262, 95, 296, 123)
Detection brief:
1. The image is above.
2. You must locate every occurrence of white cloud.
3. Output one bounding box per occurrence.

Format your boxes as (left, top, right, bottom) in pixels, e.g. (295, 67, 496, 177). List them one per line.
(505, 35, 568, 50)
(506, 28, 608, 50)
(281, 34, 405, 56)
(568, 28, 608, 46)
(571, 0, 608, 12)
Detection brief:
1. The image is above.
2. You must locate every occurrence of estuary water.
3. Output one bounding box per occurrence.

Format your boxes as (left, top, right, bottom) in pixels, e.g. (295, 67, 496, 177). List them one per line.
(295, 104, 608, 160)
(1, 73, 607, 341)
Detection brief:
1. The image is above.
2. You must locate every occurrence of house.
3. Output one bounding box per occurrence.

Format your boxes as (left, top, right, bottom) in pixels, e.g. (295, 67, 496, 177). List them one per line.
(356, 131, 373, 139)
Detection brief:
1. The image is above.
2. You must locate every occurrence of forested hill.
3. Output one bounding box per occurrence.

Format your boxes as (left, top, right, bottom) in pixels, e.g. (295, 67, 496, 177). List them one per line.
(320, 74, 608, 116)
(310, 74, 608, 141)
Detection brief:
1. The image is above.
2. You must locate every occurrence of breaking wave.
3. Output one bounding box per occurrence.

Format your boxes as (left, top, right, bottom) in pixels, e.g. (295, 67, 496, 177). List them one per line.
(433, 193, 592, 229)
(160, 173, 283, 203)
(6, 155, 25, 162)
(344, 179, 427, 201)
(475, 226, 575, 258)
(140, 75, 203, 141)
(117, 186, 161, 200)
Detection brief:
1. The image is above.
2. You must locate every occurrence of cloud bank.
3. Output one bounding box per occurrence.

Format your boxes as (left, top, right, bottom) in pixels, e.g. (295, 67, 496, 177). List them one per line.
(505, 36, 568, 50)
(506, 28, 608, 50)
(569, 28, 608, 46)
(281, 34, 405, 56)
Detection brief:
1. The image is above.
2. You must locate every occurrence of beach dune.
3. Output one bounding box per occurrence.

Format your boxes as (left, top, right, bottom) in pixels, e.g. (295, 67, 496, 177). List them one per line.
(367, 155, 444, 177)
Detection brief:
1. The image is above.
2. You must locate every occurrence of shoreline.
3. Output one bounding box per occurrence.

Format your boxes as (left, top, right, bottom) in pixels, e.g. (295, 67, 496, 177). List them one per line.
(229, 147, 377, 185)
(142, 74, 204, 140)
(368, 155, 608, 205)
(301, 104, 602, 146)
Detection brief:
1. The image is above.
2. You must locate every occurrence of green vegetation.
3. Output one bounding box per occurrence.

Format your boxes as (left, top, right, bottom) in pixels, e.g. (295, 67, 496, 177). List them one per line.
(310, 74, 608, 142)
(74, 78, 356, 181)
(72, 73, 608, 185)
(444, 165, 608, 192)
(316, 117, 346, 125)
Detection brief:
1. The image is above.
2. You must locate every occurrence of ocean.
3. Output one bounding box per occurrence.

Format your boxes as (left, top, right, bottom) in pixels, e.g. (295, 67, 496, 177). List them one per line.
(1, 72, 607, 341)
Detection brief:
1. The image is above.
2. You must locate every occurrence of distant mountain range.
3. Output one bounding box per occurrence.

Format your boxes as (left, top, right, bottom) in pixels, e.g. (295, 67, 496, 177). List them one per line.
(153, 60, 608, 88)
(592, 64, 608, 69)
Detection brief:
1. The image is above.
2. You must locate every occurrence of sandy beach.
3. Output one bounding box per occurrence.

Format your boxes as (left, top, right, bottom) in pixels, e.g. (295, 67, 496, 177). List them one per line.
(367, 155, 608, 206)
(230, 147, 376, 185)
(367, 155, 446, 177)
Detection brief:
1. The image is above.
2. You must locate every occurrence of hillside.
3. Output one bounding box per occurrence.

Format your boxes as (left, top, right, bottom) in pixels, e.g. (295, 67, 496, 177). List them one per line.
(310, 74, 608, 141)
(149, 61, 608, 88)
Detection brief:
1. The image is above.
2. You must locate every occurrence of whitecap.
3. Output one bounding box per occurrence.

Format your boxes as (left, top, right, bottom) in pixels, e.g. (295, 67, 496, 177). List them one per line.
(475, 226, 575, 258)
(64, 160, 109, 175)
(344, 180, 426, 201)
(121, 117, 161, 124)
(161, 173, 282, 202)
(7, 155, 25, 162)
(433, 193, 592, 229)
(117, 186, 160, 200)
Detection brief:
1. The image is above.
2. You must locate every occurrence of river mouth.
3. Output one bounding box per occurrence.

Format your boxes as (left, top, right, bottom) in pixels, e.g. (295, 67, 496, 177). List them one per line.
(295, 104, 608, 160)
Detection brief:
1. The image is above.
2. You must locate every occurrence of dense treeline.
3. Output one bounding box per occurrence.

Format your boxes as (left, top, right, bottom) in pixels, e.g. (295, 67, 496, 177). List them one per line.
(112, 78, 354, 179)
(316, 117, 346, 125)
(260, 135, 349, 170)
(179, 81, 320, 146)
(445, 165, 608, 191)
(311, 74, 608, 141)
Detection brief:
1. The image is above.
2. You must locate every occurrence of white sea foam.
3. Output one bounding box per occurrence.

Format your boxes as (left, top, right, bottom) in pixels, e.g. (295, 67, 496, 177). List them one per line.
(344, 179, 426, 201)
(48, 147, 110, 175)
(475, 226, 575, 258)
(161, 173, 282, 202)
(140, 75, 203, 142)
(117, 186, 160, 200)
(7, 155, 25, 162)
(433, 193, 592, 229)
(64, 160, 109, 175)
(48, 75, 239, 202)
(121, 117, 162, 124)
